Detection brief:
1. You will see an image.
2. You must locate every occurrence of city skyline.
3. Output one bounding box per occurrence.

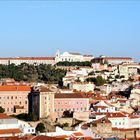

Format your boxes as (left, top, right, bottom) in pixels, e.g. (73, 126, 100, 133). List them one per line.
(0, 1, 140, 61)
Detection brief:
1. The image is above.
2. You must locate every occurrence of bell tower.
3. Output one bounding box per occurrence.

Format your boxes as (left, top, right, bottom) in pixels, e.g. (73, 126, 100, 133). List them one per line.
(55, 49, 60, 63)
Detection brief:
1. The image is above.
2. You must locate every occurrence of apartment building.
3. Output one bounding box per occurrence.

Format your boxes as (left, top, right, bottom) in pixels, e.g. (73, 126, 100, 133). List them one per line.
(92, 56, 133, 65)
(0, 57, 55, 65)
(54, 93, 89, 117)
(0, 85, 31, 115)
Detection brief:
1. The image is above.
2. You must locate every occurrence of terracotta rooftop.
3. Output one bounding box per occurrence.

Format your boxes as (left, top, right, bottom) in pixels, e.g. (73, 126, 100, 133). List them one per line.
(72, 132, 84, 137)
(0, 57, 55, 60)
(39, 86, 53, 92)
(94, 57, 133, 60)
(0, 114, 12, 119)
(0, 85, 31, 92)
(0, 128, 21, 135)
(112, 127, 136, 131)
(55, 93, 88, 99)
(94, 117, 111, 124)
(32, 136, 64, 140)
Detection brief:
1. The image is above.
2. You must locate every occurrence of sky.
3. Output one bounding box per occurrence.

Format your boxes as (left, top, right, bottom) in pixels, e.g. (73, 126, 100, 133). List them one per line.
(0, 0, 140, 61)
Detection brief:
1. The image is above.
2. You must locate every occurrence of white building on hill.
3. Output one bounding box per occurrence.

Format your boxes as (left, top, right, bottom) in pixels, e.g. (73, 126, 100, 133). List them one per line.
(55, 50, 94, 63)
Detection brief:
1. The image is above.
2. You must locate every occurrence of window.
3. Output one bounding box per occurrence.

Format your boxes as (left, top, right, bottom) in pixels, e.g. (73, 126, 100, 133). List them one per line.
(11, 96, 13, 99)
(25, 101, 27, 104)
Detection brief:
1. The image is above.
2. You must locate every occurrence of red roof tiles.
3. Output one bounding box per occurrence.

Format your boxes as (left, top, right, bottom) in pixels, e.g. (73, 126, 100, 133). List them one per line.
(55, 93, 88, 99)
(0, 57, 55, 60)
(0, 85, 31, 91)
(0, 114, 12, 119)
(0, 129, 21, 134)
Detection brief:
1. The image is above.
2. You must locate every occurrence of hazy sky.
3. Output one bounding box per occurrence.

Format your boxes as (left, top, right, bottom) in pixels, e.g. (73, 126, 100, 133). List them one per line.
(0, 1, 140, 61)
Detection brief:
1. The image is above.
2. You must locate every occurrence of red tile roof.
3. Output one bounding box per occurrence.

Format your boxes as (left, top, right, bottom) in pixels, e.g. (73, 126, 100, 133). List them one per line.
(55, 93, 88, 99)
(112, 127, 136, 131)
(94, 57, 133, 60)
(72, 132, 84, 137)
(0, 85, 31, 91)
(0, 129, 21, 134)
(0, 57, 55, 60)
(0, 114, 12, 119)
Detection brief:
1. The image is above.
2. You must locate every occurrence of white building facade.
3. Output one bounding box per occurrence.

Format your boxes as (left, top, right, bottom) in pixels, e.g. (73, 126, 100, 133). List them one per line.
(55, 50, 94, 63)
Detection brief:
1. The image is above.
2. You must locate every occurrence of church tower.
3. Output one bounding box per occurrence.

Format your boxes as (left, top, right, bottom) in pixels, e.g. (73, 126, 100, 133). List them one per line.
(55, 49, 60, 63)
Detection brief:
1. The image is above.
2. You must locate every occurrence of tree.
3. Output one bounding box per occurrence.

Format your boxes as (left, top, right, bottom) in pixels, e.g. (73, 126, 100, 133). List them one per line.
(14, 113, 38, 121)
(56, 61, 92, 67)
(86, 76, 106, 86)
(63, 110, 73, 118)
(36, 123, 45, 132)
(115, 75, 120, 79)
(0, 106, 5, 113)
(26, 113, 37, 121)
(0, 63, 66, 84)
(120, 75, 125, 79)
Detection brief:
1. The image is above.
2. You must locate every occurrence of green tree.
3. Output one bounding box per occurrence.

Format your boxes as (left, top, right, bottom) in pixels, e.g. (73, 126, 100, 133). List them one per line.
(14, 113, 38, 121)
(26, 113, 37, 121)
(0, 106, 5, 113)
(0, 63, 66, 84)
(36, 123, 45, 132)
(86, 76, 106, 86)
(56, 61, 92, 67)
(63, 110, 73, 118)
(120, 75, 125, 79)
(115, 75, 120, 79)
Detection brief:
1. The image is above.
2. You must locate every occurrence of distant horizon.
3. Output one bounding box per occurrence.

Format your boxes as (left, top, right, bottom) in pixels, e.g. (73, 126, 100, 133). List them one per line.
(0, 1, 140, 62)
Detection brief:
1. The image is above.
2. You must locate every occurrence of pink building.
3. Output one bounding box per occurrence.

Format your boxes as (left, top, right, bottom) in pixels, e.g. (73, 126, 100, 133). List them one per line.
(54, 93, 89, 117)
(92, 57, 133, 65)
(0, 85, 31, 115)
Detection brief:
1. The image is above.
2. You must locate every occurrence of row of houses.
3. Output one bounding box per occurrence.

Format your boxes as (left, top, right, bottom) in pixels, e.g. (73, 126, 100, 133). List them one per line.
(0, 84, 89, 119)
